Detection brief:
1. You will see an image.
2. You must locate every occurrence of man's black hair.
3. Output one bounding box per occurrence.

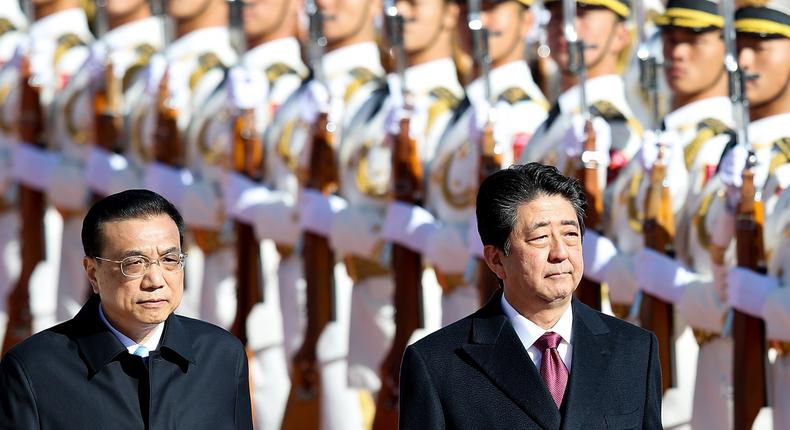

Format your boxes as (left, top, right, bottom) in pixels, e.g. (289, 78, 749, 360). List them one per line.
(476, 162, 587, 255)
(81, 189, 185, 257)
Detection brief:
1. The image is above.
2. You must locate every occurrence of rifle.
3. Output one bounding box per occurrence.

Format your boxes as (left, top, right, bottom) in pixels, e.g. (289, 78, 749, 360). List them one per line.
(92, 3, 123, 160)
(2, 53, 45, 354)
(719, 0, 767, 425)
(466, 0, 502, 306)
(372, 4, 424, 428)
(152, 0, 180, 168)
(626, 0, 675, 393)
(562, 0, 602, 310)
(226, 0, 265, 347)
(281, 1, 336, 427)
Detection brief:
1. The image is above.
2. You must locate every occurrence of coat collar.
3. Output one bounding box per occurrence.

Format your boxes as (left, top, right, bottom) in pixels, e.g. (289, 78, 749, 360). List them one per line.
(74, 295, 196, 377)
(461, 290, 614, 429)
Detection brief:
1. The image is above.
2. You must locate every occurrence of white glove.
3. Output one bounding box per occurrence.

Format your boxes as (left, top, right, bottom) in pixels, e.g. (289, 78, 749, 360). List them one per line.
(180, 179, 223, 229)
(299, 80, 329, 125)
(85, 147, 141, 195)
(144, 54, 167, 96)
(329, 206, 383, 257)
(252, 191, 300, 245)
(381, 201, 439, 253)
(719, 144, 770, 208)
(726, 266, 778, 318)
(233, 183, 272, 224)
(582, 230, 617, 283)
(298, 189, 347, 236)
(635, 247, 697, 304)
(47, 160, 89, 211)
(144, 162, 193, 207)
(222, 171, 255, 215)
(11, 142, 57, 191)
(639, 129, 681, 171)
(563, 115, 611, 166)
(424, 224, 470, 274)
(227, 66, 268, 110)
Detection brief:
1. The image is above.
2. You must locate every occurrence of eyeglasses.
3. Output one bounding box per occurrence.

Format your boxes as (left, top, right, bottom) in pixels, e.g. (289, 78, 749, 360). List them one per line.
(94, 252, 187, 278)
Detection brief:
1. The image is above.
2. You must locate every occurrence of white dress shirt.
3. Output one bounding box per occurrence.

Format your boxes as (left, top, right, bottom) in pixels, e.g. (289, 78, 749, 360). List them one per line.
(501, 294, 574, 372)
(99, 305, 164, 357)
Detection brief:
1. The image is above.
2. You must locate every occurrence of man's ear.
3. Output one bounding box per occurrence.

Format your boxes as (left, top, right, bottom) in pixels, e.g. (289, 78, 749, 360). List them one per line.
(483, 244, 506, 281)
(84, 257, 99, 294)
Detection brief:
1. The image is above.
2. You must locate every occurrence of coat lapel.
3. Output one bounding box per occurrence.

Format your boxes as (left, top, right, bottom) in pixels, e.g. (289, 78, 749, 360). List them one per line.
(560, 299, 615, 429)
(461, 291, 562, 430)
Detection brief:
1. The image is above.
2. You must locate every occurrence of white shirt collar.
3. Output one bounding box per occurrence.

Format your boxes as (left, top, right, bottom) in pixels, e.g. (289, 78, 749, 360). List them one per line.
(99, 303, 164, 357)
(403, 57, 462, 98)
(663, 96, 732, 133)
(242, 37, 307, 76)
(501, 293, 574, 353)
(29, 8, 90, 44)
(322, 41, 384, 85)
(557, 74, 627, 116)
(166, 26, 230, 63)
(104, 16, 163, 52)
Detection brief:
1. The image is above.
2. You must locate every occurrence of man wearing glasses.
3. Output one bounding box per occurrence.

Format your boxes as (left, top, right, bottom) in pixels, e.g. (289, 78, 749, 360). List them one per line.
(0, 189, 253, 429)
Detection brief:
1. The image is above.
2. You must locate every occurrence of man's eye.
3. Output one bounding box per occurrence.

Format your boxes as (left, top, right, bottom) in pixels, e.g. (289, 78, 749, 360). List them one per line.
(162, 255, 180, 264)
(125, 258, 146, 267)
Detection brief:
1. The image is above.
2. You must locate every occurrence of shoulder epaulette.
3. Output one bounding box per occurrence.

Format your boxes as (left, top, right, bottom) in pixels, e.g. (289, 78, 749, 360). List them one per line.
(589, 100, 627, 122)
(122, 43, 157, 92)
(497, 87, 531, 105)
(265, 62, 300, 85)
(343, 67, 383, 103)
(189, 52, 227, 91)
(54, 33, 88, 67)
(0, 18, 15, 37)
(770, 137, 790, 174)
(684, 118, 732, 170)
(429, 87, 461, 109)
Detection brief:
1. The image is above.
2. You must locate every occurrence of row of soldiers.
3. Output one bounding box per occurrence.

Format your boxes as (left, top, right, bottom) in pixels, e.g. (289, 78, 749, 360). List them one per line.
(0, 0, 787, 428)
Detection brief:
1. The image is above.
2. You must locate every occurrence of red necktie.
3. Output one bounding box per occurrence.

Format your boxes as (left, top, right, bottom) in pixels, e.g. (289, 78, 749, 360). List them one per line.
(534, 331, 568, 408)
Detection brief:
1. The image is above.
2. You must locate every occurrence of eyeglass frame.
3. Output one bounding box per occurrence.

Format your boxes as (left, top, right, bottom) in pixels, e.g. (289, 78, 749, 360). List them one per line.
(92, 252, 188, 278)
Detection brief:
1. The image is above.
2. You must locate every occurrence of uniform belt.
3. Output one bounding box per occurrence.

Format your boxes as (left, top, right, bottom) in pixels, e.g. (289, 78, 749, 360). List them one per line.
(345, 255, 389, 283)
(192, 228, 230, 255)
(276, 244, 295, 260)
(435, 269, 467, 295)
(693, 328, 719, 346)
(770, 340, 790, 357)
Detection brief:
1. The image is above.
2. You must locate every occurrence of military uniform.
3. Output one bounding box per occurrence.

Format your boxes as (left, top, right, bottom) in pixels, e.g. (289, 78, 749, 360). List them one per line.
(426, 58, 548, 326)
(48, 16, 162, 322)
(259, 41, 385, 429)
(212, 36, 308, 430)
(5, 7, 92, 335)
(136, 26, 236, 321)
(337, 57, 464, 394)
(0, 0, 27, 347)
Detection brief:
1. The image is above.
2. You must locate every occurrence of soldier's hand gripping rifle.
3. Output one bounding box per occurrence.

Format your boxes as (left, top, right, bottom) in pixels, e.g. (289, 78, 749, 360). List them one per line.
(630, 0, 677, 394)
(282, 1, 337, 427)
(372, 3, 424, 429)
(718, 0, 767, 425)
(466, 0, 502, 306)
(3, 1, 44, 354)
(226, 0, 265, 348)
(563, 0, 602, 310)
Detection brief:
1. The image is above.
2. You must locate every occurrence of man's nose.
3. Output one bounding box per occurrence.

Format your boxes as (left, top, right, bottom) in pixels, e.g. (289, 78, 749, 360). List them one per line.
(548, 234, 569, 262)
(141, 263, 166, 290)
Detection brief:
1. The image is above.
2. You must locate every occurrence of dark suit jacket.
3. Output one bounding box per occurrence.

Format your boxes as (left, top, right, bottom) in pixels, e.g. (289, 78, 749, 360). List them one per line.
(399, 291, 662, 429)
(0, 295, 253, 430)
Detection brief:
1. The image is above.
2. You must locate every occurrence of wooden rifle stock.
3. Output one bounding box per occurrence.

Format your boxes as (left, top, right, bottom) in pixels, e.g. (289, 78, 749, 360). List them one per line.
(638, 145, 676, 393)
(153, 71, 182, 167)
(732, 167, 767, 429)
(2, 57, 45, 354)
(282, 111, 337, 430)
(575, 119, 602, 310)
(476, 121, 501, 305)
(93, 60, 123, 154)
(229, 108, 265, 345)
(372, 116, 424, 430)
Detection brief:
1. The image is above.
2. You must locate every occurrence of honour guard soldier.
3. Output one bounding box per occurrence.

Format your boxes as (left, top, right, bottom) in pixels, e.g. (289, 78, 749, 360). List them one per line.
(207, 0, 308, 427)
(260, 0, 386, 427)
(0, 0, 28, 347)
(593, 0, 733, 426)
(48, 0, 163, 323)
(518, 0, 641, 184)
(334, 0, 465, 404)
(137, 0, 236, 321)
(4, 0, 92, 350)
(425, 0, 549, 327)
